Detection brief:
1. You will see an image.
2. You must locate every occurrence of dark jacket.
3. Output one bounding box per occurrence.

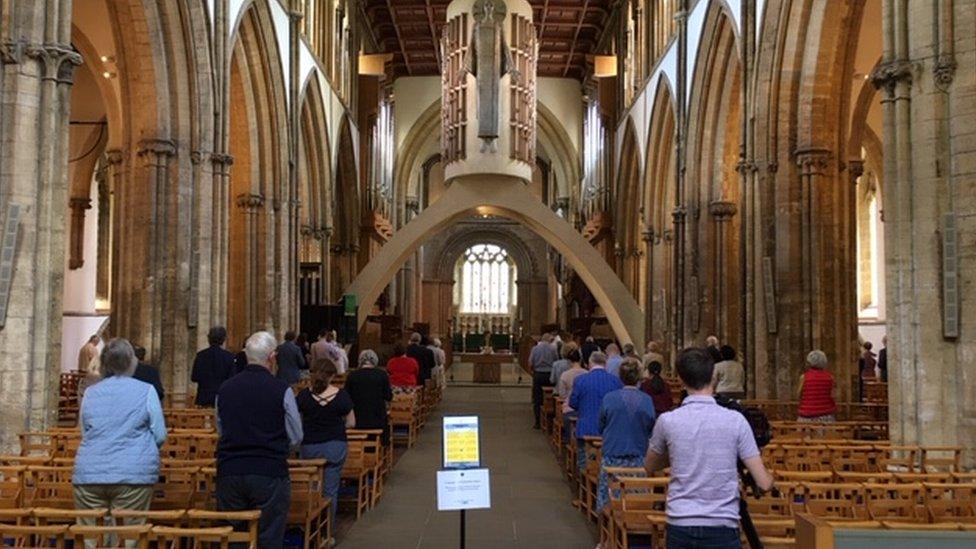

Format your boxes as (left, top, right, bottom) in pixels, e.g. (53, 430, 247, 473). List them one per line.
(216, 365, 294, 478)
(275, 340, 306, 384)
(407, 343, 436, 384)
(581, 341, 600, 365)
(134, 362, 165, 402)
(191, 345, 236, 407)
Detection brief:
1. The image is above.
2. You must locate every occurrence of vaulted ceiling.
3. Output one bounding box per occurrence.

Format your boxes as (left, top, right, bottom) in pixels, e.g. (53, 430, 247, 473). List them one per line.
(359, 1, 614, 80)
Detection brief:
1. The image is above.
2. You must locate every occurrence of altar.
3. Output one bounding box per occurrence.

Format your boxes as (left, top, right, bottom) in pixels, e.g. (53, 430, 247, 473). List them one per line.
(455, 353, 517, 384)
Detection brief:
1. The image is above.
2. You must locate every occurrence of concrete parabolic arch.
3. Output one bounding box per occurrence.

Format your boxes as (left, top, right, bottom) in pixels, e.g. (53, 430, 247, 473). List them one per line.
(345, 176, 646, 348)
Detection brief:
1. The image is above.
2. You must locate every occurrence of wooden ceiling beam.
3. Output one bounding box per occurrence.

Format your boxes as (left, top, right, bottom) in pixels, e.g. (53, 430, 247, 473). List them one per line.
(385, 0, 414, 75)
(424, 0, 443, 70)
(562, 0, 589, 77)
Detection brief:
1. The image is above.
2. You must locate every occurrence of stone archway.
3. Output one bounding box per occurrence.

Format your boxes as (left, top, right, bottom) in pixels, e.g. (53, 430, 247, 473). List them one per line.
(346, 177, 645, 347)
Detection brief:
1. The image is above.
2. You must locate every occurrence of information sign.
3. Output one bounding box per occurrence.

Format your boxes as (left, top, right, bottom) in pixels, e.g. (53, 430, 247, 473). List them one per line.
(442, 415, 481, 469)
(436, 469, 491, 511)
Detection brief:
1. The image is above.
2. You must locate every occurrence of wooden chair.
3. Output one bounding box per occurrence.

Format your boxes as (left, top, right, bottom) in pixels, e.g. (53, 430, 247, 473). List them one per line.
(863, 483, 925, 523)
(752, 517, 796, 548)
(834, 471, 894, 484)
(774, 470, 833, 483)
(0, 524, 68, 548)
(599, 467, 645, 548)
(17, 433, 53, 457)
(68, 524, 151, 548)
(287, 467, 329, 549)
(0, 466, 25, 509)
(25, 466, 75, 509)
(923, 482, 976, 523)
(922, 446, 962, 473)
(894, 472, 952, 484)
(356, 430, 386, 507)
(31, 507, 108, 527)
(194, 467, 218, 510)
(150, 526, 233, 548)
(49, 433, 79, 459)
(750, 481, 803, 518)
(953, 472, 976, 483)
(0, 457, 51, 468)
(830, 445, 876, 473)
(152, 466, 199, 510)
(882, 521, 963, 531)
(340, 436, 372, 519)
(0, 509, 31, 527)
(879, 445, 919, 472)
(802, 482, 866, 519)
(782, 445, 831, 472)
(580, 437, 602, 522)
(389, 393, 420, 448)
(611, 477, 668, 549)
(541, 387, 555, 434)
(187, 509, 261, 549)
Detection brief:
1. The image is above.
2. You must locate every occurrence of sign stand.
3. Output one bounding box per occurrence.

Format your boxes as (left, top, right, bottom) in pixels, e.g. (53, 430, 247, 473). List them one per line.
(438, 415, 488, 549)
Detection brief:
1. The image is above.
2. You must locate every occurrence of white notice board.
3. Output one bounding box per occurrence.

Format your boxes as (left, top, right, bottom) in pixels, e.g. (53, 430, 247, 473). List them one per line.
(436, 468, 491, 511)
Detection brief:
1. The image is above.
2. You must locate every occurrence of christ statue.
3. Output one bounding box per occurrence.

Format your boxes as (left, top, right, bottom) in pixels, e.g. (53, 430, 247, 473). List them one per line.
(464, 0, 519, 153)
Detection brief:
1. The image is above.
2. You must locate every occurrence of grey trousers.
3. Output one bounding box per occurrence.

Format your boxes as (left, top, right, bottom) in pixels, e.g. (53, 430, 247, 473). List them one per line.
(73, 484, 153, 548)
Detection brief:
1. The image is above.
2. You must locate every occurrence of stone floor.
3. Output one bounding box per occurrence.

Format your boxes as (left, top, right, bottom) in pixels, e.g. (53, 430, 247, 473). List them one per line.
(337, 386, 597, 548)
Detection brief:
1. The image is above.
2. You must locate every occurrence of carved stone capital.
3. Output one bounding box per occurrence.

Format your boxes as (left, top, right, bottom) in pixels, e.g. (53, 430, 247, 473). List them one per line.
(105, 148, 125, 167)
(641, 228, 656, 244)
(736, 158, 758, 175)
(25, 43, 82, 83)
(870, 60, 913, 94)
(848, 159, 865, 184)
(235, 193, 265, 212)
(137, 138, 177, 161)
(211, 153, 235, 167)
(933, 55, 956, 89)
(671, 206, 687, 224)
(662, 229, 674, 243)
(708, 200, 737, 221)
(69, 197, 92, 212)
(190, 150, 210, 165)
(795, 148, 833, 176)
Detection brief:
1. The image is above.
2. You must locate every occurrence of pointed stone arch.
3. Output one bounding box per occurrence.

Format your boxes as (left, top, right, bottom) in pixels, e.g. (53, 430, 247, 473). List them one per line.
(643, 76, 678, 348)
(613, 119, 642, 300)
(684, 3, 742, 347)
(298, 75, 333, 306)
(331, 114, 360, 300)
(346, 177, 645, 347)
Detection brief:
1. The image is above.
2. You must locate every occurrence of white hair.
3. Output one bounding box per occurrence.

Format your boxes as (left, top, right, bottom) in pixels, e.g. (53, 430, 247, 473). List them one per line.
(806, 350, 828, 368)
(245, 331, 277, 366)
(359, 349, 379, 367)
(432, 338, 442, 348)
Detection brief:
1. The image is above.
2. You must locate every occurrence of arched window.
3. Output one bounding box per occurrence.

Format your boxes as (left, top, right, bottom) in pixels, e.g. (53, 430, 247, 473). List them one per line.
(454, 244, 518, 314)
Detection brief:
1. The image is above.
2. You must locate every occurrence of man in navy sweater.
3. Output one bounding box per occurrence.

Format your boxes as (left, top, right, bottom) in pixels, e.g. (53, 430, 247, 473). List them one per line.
(190, 326, 236, 407)
(215, 331, 303, 548)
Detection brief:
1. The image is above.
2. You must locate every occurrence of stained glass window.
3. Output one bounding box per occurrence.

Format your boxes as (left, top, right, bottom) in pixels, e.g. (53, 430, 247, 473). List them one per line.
(454, 244, 517, 314)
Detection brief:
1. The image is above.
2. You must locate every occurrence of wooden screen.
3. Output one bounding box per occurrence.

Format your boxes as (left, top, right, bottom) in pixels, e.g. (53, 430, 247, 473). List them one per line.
(441, 14, 468, 163)
(509, 14, 537, 165)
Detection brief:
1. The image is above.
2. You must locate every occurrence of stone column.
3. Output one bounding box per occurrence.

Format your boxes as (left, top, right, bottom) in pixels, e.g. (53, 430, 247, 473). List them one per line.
(0, 1, 81, 451)
(236, 193, 265, 333)
(642, 227, 655, 341)
(67, 197, 92, 270)
(671, 206, 687, 349)
(210, 153, 233, 326)
(794, 149, 832, 354)
(708, 200, 737, 340)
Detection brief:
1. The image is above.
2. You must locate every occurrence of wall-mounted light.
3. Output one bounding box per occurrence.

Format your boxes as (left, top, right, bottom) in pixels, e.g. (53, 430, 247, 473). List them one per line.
(593, 55, 617, 78)
(359, 52, 394, 76)
(99, 55, 116, 63)
(102, 71, 116, 79)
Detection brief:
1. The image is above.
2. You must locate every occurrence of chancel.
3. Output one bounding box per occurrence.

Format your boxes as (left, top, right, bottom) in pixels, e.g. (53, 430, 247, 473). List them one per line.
(0, 0, 974, 547)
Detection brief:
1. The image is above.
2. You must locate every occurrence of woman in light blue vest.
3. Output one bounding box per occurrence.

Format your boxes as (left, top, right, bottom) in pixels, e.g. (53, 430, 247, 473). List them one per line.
(72, 338, 167, 533)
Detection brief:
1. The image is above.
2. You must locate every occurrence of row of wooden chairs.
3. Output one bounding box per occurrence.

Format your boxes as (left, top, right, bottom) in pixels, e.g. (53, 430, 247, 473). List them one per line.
(18, 431, 219, 461)
(0, 523, 252, 548)
(762, 443, 964, 473)
(744, 399, 889, 422)
(769, 420, 889, 441)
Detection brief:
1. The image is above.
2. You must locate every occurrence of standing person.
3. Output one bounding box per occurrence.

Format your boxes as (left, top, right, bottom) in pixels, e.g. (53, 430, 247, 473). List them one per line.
(878, 335, 888, 382)
(565, 351, 622, 475)
(645, 347, 774, 549)
(406, 332, 436, 386)
(555, 349, 586, 399)
(311, 329, 349, 374)
(549, 342, 578, 388)
(73, 338, 167, 533)
(860, 341, 877, 401)
(713, 345, 745, 400)
(296, 358, 354, 541)
(215, 331, 302, 549)
(604, 343, 623, 377)
(386, 343, 420, 387)
(797, 350, 837, 422)
(580, 336, 599, 366)
(529, 333, 559, 429)
(642, 341, 665, 370)
(597, 358, 656, 511)
(191, 326, 236, 407)
(132, 345, 165, 403)
(345, 350, 394, 444)
(275, 331, 306, 385)
(428, 337, 447, 389)
(640, 361, 673, 417)
(78, 334, 100, 373)
(705, 335, 720, 352)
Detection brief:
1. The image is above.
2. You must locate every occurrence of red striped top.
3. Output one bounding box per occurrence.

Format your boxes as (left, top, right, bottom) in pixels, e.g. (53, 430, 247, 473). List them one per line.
(798, 368, 837, 418)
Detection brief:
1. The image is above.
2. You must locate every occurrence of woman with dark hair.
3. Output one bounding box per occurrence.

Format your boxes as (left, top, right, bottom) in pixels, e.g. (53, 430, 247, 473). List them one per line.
(640, 361, 673, 416)
(713, 345, 745, 399)
(296, 357, 355, 535)
(386, 343, 420, 387)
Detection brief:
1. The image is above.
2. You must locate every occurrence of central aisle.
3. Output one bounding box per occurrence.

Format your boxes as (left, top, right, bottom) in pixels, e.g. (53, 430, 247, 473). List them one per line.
(338, 386, 596, 548)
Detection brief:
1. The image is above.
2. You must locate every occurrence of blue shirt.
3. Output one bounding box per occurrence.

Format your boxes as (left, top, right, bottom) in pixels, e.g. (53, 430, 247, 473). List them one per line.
(569, 368, 623, 438)
(606, 355, 624, 377)
(600, 388, 656, 458)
